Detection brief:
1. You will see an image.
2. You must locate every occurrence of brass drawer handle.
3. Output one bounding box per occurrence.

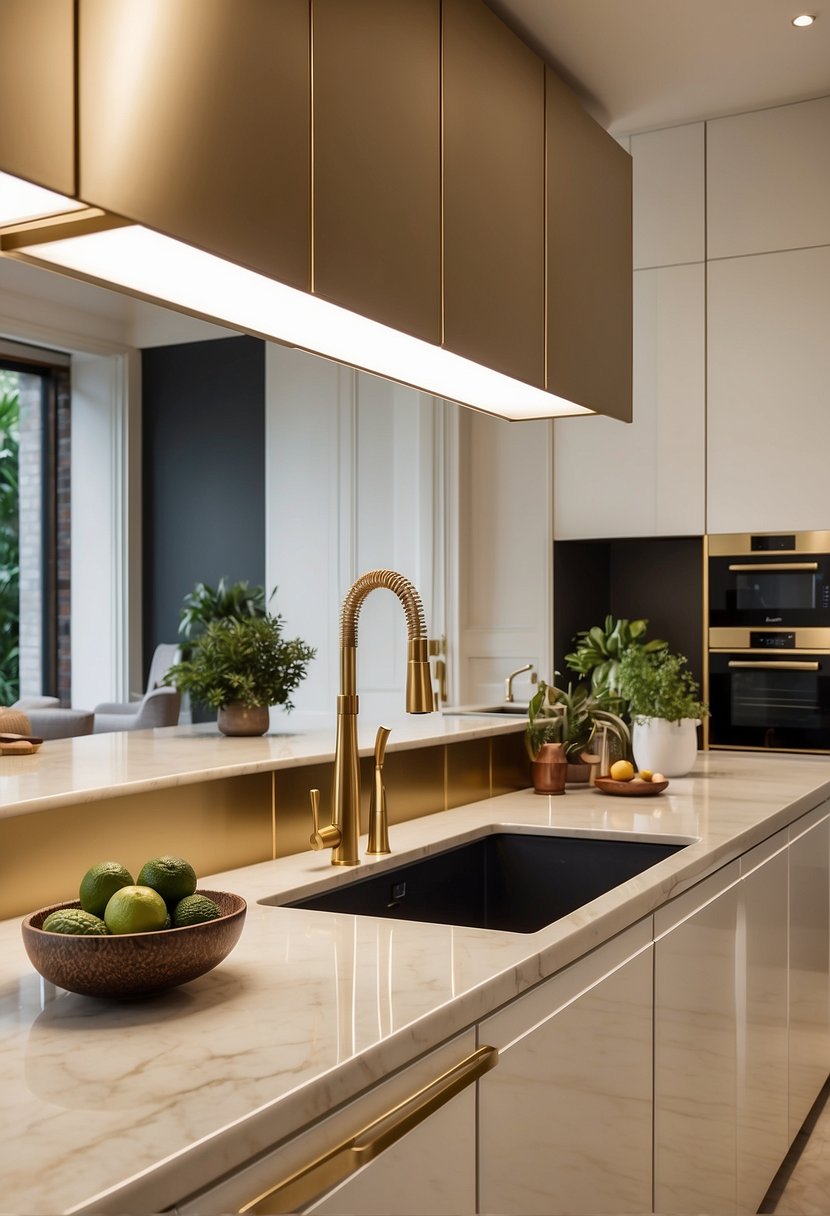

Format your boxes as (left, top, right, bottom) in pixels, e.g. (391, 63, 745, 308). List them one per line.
(727, 562, 819, 572)
(727, 660, 820, 671)
(239, 1045, 498, 1214)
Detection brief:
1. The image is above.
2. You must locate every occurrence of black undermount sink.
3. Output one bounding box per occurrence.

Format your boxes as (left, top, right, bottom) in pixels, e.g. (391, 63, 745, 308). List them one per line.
(263, 831, 687, 934)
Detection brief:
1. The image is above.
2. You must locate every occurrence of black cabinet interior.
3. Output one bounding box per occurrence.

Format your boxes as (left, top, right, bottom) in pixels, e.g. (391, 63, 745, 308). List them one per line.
(553, 537, 704, 689)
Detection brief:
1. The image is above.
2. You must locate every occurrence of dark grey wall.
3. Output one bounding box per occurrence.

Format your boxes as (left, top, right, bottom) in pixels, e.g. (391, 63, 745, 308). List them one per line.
(554, 537, 704, 689)
(142, 335, 265, 680)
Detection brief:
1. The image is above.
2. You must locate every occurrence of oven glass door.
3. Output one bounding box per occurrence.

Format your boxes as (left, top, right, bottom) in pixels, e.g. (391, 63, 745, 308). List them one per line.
(709, 652, 830, 751)
(709, 555, 830, 628)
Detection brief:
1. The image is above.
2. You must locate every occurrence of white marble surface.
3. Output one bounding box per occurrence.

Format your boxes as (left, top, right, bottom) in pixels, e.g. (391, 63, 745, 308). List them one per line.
(0, 710, 523, 820)
(1, 750, 830, 1214)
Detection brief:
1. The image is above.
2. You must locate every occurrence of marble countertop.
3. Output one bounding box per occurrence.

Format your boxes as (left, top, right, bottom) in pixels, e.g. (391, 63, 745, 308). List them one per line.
(0, 710, 523, 820)
(2, 749, 830, 1214)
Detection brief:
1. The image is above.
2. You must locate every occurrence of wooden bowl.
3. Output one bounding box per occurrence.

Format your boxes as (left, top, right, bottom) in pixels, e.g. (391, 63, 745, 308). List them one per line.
(594, 777, 669, 798)
(21, 889, 246, 998)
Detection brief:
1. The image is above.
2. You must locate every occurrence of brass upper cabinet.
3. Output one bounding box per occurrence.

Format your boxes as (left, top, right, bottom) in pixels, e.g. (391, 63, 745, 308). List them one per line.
(78, 0, 310, 291)
(312, 0, 441, 344)
(0, 0, 75, 195)
(546, 68, 633, 422)
(442, 0, 545, 388)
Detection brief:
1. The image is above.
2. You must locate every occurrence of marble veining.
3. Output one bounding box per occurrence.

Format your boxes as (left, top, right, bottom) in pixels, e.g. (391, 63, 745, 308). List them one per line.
(0, 750, 829, 1213)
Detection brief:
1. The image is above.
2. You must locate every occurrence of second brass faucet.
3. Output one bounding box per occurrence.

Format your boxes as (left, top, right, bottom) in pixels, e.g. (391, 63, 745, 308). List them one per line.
(310, 570, 434, 866)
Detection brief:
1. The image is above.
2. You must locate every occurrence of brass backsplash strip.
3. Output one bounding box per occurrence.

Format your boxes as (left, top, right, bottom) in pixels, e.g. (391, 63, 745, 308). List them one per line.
(446, 737, 491, 809)
(0, 773, 272, 921)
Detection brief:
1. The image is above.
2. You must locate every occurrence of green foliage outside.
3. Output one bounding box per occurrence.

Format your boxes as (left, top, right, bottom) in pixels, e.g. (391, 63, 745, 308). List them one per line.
(0, 380, 20, 704)
(617, 646, 708, 723)
(164, 613, 316, 710)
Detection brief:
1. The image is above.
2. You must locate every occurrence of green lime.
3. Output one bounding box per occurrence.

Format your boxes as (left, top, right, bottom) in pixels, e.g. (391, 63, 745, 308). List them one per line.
(136, 856, 197, 906)
(104, 885, 168, 934)
(79, 861, 134, 917)
(172, 894, 221, 927)
(42, 908, 110, 935)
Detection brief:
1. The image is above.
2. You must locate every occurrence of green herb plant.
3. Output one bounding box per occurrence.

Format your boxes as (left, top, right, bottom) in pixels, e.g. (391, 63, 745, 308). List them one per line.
(164, 614, 315, 711)
(564, 615, 666, 702)
(525, 678, 630, 765)
(617, 646, 708, 724)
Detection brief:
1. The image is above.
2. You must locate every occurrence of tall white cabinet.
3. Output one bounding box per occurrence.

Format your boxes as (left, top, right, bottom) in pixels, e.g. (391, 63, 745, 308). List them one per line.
(553, 95, 830, 541)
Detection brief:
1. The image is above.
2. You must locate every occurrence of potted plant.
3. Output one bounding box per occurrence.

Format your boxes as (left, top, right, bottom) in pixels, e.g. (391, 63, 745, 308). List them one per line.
(564, 615, 667, 707)
(177, 577, 272, 647)
(164, 614, 316, 736)
(525, 678, 631, 782)
(616, 646, 708, 777)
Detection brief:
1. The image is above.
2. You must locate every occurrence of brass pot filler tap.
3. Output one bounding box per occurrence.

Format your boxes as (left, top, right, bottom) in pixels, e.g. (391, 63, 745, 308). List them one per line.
(309, 570, 435, 865)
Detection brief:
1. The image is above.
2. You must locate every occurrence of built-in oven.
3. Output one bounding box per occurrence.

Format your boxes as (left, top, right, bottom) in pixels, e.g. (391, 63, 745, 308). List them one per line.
(707, 531, 830, 751)
(708, 530, 830, 629)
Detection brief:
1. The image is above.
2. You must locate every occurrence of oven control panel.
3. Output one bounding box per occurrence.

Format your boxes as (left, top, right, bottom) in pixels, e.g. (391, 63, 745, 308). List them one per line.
(750, 631, 797, 649)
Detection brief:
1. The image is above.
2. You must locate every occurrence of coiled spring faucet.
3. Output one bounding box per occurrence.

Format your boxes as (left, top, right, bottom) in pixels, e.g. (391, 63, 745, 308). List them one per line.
(309, 570, 434, 865)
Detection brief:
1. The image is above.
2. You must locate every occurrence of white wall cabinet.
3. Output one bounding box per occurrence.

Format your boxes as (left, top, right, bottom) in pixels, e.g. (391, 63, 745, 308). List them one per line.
(631, 122, 705, 269)
(478, 919, 653, 1215)
(654, 862, 740, 1215)
(553, 261, 705, 539)
(738, 833, 789, 1215)
(788, 806, 830, 1144)
(174, 1030, 481, 1216)
(707, 245, 830, 534)
(707, 96, 830, 260)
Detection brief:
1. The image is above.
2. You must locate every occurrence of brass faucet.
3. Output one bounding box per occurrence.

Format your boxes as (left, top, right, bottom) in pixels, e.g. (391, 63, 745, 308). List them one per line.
(504, 663, 536, 703)
(309, 570, 434, 865)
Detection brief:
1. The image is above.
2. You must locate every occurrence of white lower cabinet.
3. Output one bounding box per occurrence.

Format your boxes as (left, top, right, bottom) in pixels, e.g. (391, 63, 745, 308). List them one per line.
(173, 1030, 483, 1216)
(788, 807, 830, 1144)
(477, 919, 654, 1215)
(654, 861, 740, 1216)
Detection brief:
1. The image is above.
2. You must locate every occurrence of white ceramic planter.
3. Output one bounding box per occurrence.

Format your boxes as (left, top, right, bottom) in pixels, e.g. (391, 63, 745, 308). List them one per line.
(631, 716, 700, 777)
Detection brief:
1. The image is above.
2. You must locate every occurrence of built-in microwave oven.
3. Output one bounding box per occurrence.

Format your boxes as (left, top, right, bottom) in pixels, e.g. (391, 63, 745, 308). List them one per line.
(707, 532, 830, 752)
(708, 531, 830, 630)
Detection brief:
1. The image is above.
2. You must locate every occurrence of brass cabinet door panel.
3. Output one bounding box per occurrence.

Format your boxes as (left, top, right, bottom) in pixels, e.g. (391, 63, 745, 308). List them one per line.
(0, 0, 75, 195)
(312, 0, 440, 343)
(442, 0, 545, 388)
(78, 0, 310, 290)
(546, 67, 633, 422)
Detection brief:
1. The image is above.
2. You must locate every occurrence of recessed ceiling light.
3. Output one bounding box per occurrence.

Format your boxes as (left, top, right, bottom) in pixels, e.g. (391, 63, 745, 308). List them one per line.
(792, 13, 816, 26)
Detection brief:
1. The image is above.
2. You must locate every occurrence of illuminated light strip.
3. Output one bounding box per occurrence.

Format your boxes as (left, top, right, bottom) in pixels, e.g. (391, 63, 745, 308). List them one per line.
(0, 171, 85, 227)
(3, 221, 592, 422)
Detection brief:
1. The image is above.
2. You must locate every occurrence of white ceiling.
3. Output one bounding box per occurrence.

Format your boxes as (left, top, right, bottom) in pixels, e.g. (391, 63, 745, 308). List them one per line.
(490, 0, 830, 134)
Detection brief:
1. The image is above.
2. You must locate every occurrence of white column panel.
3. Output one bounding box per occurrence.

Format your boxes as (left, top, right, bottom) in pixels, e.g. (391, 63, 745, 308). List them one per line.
(631, 121, 705, 269)
(707, 96, 830, 259)
(553, 263, 705, 540)
(707, 246, 830, 534)
(71, 352, 131, 709)
(457, 409, 552, 702)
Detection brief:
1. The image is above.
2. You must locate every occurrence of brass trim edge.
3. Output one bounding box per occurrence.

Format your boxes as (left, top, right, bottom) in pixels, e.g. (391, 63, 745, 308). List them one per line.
(0, 207, 131, 251)
(239, 1045, 498, 1213)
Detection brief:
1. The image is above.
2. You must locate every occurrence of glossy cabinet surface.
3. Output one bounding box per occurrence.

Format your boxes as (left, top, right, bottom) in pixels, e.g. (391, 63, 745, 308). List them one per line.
(553, 261, 704, 538)
(546, 67, 632, 422)
(311, 0, 440, 343)
(707, 245, 830, 534)
(479, 920, 653, 1215)
(442, 0, 545, 387)
(79, 0, 311, 290)
(175, 1030, 478, 1215)
(654, 863, 740, 1215)
(707, 97, 830, 260)
(738, 836, 789, 1214)
(0, 0, 75, 194)
(788, 809, 830, 1144)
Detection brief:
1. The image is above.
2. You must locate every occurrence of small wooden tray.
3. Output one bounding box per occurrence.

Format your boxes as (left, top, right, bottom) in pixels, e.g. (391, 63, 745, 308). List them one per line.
(0, 733, 44, 755)
(594, 777, 669, 797)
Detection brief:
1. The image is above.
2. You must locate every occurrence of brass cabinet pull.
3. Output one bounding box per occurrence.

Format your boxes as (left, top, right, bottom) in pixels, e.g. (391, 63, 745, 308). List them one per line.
(727, 660, 820, 671)
(239, 1045, 498, 1214)
(727, 562, 819, 572)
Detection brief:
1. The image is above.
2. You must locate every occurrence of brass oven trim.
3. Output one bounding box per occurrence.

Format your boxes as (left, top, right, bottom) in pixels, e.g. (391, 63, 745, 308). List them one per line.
(708, 530, 830, 557)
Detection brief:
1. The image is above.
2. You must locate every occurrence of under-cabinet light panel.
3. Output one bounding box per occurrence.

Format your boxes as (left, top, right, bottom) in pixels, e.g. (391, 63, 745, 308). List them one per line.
(9, 223, 591, 422)
(0, 172, 85, 227)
